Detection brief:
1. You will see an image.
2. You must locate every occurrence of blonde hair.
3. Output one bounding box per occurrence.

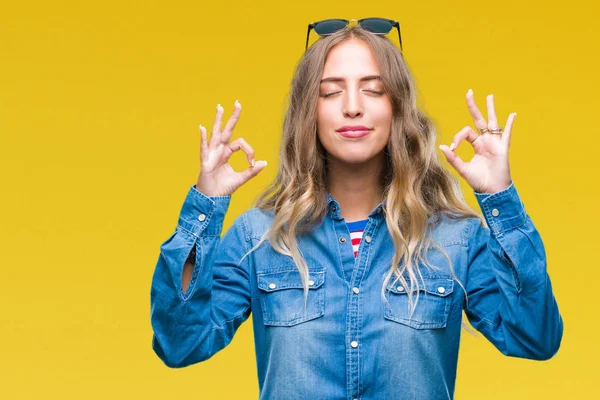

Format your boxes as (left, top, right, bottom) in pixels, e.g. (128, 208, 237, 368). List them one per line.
(241, 27, 485, 332)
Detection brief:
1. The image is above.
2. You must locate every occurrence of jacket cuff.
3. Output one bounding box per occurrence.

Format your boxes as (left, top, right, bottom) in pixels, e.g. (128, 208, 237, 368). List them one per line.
(176, 184, 231, 237)
(474, 181, 527, 236)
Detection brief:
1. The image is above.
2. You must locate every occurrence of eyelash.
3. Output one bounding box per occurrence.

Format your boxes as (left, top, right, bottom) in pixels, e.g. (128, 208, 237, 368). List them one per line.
(321, 90, 385, 98)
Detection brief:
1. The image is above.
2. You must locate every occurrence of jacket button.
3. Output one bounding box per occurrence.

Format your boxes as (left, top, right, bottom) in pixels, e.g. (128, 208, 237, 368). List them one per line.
(350, 341, 358, 348)
(491, 208, 500, 217)
(269, 283, 276, 289)
(437, 286, 445, 294)
(397, 286, 405, 292)
(308, 280, 315, 286)
(332, 206, 337, 212)
(352, 287, 360, 294)
(339, 237, 346, 244)
(365, 235, 371, 243)
(198, 214, 206, 222)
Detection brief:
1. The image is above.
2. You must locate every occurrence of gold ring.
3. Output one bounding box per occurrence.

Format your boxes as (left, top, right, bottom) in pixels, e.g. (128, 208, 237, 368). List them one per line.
(490, 127, 503, 134)
(479, 127, 490, 134)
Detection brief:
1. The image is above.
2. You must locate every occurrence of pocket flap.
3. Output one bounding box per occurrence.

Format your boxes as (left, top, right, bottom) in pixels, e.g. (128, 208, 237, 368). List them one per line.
(387, 276, 454, 297)
(257, 268, 325, 292)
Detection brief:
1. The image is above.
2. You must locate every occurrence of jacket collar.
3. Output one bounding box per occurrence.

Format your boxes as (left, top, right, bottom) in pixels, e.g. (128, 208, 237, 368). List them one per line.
(326, 192, 386, 221)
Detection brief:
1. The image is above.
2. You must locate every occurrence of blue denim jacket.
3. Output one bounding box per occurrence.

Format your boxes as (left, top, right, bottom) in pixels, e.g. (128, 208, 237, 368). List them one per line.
(150, 182, 563, 400)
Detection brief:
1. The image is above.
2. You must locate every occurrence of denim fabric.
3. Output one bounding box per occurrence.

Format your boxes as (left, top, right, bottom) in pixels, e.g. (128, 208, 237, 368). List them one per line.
(150, 181, 563, 400)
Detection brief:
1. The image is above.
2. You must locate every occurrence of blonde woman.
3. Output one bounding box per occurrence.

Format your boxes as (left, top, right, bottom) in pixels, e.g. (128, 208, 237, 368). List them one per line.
(150, 18, 563, 400)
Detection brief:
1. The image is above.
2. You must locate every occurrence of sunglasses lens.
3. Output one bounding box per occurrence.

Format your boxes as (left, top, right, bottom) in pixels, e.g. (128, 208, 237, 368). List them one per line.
(314, 19, 348, 35)
(360, 18, 393, 34)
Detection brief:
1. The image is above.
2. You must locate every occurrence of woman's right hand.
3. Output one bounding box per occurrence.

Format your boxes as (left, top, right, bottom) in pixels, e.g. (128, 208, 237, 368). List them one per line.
(195, 100, 268, 197)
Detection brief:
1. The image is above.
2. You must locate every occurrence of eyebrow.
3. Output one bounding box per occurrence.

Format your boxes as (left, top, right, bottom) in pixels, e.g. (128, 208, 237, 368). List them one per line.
(320, 75, 382, 84)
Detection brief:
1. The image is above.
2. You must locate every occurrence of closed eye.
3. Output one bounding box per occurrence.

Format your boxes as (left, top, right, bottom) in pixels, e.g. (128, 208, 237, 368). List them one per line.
(320, 89, 385, 98)
(320, 91, 340, 98)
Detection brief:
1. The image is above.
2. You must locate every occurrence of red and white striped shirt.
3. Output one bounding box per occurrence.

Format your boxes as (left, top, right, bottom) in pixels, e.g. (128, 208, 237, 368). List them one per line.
(346, 219, 368, 258)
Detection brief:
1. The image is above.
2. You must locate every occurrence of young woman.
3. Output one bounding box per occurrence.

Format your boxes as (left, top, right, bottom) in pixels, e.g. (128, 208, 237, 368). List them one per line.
(150, 19, 563, 400)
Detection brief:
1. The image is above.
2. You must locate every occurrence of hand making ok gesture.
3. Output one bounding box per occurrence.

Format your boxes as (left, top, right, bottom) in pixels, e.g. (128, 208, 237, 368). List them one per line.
(439, 89, 517, 194)
(196, 101, 268, 197)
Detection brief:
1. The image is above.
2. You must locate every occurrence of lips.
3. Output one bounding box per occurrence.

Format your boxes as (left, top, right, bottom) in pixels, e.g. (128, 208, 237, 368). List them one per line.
(336, 125, 372, 138)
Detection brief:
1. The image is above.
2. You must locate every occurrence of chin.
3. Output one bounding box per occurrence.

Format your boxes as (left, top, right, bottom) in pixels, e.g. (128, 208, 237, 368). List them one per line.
(330, 151, 374, 165)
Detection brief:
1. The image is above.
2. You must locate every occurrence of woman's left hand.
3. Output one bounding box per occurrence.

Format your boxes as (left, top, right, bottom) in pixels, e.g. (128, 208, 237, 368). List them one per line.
(439, 89, 517, 194)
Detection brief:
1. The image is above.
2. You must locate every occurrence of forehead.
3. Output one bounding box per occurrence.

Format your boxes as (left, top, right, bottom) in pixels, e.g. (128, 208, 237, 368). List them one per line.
(322, 39, 380, 78)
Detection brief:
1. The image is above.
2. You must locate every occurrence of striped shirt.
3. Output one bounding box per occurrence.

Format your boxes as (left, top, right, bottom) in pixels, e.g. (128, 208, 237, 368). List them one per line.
(346, 219, 368, 258)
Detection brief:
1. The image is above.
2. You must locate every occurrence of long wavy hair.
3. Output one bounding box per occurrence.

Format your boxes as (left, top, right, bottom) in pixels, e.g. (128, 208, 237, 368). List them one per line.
(241, 27, 485, 331)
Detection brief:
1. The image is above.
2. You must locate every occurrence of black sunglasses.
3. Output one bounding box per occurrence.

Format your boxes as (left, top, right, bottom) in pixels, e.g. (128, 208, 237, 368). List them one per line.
(305, 18, 402, 51)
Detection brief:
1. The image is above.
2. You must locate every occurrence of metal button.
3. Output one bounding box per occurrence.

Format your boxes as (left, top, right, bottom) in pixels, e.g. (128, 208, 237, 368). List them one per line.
(491, 208, 500, 217)
(437, 286, 445, 294)
(350, 341, 358, 348)
(269, 283, 276, 289)
(365, 235, 371, 243)
(397, 286, 405, 292)
(339, 237, 346, 244)
(352, 287, 360, 294)
(198, 214, 206, 222)
(332, 205, 337, 212)
(308, 280, 315, 286)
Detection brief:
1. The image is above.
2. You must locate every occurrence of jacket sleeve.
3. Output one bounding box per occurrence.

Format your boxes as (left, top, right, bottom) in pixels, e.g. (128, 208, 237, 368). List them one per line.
(150, 184, 253, 368)
(463, 181, 563, 360)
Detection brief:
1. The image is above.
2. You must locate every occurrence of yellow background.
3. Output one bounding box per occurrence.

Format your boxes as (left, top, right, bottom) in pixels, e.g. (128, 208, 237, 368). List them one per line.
(1, 0, 597, 398)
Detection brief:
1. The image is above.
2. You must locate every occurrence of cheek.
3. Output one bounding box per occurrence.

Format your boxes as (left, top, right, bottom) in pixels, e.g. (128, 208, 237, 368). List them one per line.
(317, 100, 331, 117)
(316, 101, 336, 129)
(374, 103, 393, 128)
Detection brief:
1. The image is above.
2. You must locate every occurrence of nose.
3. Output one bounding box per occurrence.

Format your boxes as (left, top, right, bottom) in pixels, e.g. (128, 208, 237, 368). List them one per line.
(343, 89, 363, 118)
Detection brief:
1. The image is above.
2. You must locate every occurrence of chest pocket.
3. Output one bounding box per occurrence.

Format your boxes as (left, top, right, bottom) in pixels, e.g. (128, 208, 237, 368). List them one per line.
(383, 275, 454, 329)
(257, 266, 325, 327)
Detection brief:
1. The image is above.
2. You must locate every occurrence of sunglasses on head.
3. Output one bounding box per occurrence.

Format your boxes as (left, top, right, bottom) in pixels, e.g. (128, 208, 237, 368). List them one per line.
(305, 18, 403, 51)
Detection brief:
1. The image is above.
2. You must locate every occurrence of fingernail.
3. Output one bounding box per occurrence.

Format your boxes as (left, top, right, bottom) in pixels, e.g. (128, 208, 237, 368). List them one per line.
(449, 143, 456, 151)
(199, 124, 204, 130)
(264, 160, 268, 166)
(467, 89, 473, 95)
(217, 104, 222, 110)
(513, 112, 517, 117)
(251, 159, 255, 167)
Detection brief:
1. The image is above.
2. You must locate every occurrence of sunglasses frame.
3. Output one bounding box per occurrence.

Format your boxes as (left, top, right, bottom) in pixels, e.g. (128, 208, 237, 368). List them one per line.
(305, 18, 403, 52)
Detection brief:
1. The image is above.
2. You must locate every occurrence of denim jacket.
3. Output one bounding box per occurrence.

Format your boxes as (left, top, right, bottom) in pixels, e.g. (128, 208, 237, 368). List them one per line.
(150, 182, 563, 400)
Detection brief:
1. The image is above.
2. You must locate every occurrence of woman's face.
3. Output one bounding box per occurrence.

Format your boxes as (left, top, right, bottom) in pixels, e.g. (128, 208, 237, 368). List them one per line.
(317, 39, 393, 166)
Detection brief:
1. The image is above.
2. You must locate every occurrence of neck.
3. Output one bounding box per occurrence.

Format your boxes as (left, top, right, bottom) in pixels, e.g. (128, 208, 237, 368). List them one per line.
(326, 153, 385, 222)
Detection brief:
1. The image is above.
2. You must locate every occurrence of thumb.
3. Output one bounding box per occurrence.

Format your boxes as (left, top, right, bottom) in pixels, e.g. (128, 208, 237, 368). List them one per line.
(239, 160, 268, 183)
(439, 145, 468, 177)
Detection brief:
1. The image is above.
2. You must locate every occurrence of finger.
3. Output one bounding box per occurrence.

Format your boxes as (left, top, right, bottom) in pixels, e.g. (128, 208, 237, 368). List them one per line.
(238, 160, 268, 184)
(226, 137, 256, 166)
(209, 104, 224, 149)
(220, 100, 242, 143)
(502, 112, 516, 147)
(466, 89, 487, 132)
(439, 144, 469, 177)
(199, 125, 208, 159)
(449, 126, 479, 151)
(487, 94, 498, 130)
